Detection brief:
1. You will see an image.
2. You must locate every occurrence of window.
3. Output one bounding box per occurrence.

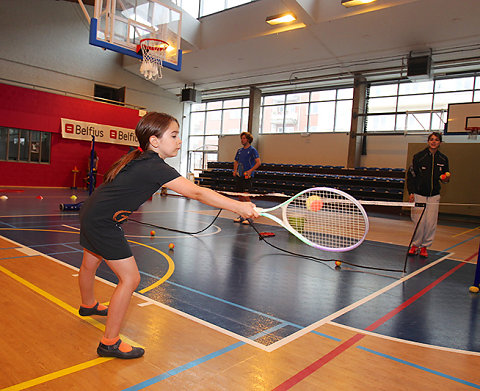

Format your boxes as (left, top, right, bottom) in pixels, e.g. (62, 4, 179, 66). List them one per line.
(188, 98, 249, 173)
(365, 74, 480, 132)
(173, 0, 255, 18)
(261, 88, 353, 134)
(0, 127, 51, 163)
(94, 84, 125, 106)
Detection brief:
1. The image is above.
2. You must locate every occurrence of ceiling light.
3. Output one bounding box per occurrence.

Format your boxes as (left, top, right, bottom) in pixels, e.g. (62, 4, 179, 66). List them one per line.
(341, 0, 377, 7)
(266, 12, 296, 25)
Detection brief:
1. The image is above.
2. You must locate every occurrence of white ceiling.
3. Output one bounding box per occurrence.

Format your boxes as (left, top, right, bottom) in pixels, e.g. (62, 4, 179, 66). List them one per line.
(81, 0, 480, 97)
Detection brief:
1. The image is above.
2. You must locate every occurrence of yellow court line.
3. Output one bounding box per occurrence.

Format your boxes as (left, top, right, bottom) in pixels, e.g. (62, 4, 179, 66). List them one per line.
(0, 228, 79, 234)
(1, 357, 112, 391)
(453, 226, 480, 238)
(0, 264, 143, 390)
(128, 240, 175, 294)
(0, 229, 175, 294)
(0, 264, 105, 330)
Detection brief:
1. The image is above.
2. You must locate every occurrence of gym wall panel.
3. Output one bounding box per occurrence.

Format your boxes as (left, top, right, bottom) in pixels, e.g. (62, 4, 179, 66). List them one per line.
(0, 83, 142, 188)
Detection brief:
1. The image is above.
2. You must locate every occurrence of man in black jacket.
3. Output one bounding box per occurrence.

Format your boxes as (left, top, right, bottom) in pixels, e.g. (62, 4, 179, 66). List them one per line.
(406, 132, 450, 258)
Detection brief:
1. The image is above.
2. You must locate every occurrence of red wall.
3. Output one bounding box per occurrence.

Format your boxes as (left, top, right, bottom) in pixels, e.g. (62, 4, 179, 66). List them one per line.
(0, 83, 142, 187)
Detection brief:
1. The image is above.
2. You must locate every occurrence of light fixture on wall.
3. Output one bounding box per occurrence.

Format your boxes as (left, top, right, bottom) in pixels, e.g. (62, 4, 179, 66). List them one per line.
(341, 0, 377, 7)
(265, 12, 296, 25)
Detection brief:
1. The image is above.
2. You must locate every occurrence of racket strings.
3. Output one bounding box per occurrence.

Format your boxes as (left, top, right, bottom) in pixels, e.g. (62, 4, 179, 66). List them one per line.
(286, 190, 367, 250)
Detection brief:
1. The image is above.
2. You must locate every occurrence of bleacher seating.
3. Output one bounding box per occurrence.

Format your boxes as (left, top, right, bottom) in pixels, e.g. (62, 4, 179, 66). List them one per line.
(198, 162, 406, 202)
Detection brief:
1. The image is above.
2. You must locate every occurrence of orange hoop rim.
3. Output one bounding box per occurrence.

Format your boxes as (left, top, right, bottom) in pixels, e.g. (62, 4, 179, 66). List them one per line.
(140, 38, 169, 51)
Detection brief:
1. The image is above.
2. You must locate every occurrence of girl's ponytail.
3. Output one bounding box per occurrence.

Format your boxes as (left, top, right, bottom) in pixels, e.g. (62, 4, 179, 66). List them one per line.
(104, 149, 142, 183)
(103, 112, 178, 183)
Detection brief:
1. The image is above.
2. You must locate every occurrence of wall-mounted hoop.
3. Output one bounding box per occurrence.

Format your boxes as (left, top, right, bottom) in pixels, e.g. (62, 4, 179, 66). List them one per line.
(139, 38, 169, 80)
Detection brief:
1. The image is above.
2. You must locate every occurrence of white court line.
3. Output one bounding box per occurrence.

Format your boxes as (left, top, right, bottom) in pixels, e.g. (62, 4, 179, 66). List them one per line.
(16, 247, 41, 256)
(330, 321, 480, 356)
(263, 252, 453, 352)
(62, 224, 79, 231)
(0, 233, 270, 352)
(129, 292, 269, 351)
(61, 223, 222, 239)
(5, 220, 463, 353)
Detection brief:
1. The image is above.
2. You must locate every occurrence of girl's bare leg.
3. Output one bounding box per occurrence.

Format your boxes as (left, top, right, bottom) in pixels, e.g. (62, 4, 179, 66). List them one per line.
(78, 249, 103, 306)
(103, 256, 140, 339)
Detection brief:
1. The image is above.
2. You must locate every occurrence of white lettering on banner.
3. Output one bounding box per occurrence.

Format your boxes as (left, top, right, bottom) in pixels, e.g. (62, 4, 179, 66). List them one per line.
(61, 118, 137, 146)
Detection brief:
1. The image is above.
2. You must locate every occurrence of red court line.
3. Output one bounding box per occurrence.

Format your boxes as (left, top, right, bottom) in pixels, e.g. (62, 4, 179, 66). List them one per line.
(272, 260, 468, 391)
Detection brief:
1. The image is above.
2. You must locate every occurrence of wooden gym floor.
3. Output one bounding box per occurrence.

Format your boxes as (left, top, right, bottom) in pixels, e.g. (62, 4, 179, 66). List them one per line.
(0, 187, 479, 390)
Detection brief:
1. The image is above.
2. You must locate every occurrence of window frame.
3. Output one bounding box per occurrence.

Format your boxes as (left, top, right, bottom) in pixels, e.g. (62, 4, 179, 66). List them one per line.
(260, 87, 354, 134)
(0, 127, 51, 164)
(364, 73, 480, 133)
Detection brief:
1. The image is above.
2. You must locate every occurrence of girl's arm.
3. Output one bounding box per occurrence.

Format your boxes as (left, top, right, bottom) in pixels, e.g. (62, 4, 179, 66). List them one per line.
(165, 176, 258, 219)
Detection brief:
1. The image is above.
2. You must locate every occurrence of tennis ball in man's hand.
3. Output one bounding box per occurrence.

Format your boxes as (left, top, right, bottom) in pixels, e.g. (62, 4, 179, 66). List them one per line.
(440, 174, 446, 180)
(445, 172, 451, 177)
(306, 195, 323, 212)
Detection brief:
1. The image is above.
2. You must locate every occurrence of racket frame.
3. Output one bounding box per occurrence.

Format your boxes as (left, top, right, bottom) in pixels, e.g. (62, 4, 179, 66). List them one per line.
(255, 187, 369, 252)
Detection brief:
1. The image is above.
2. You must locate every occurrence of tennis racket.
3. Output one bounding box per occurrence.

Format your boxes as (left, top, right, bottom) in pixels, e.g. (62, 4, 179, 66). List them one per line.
(254, 187, 369, 252)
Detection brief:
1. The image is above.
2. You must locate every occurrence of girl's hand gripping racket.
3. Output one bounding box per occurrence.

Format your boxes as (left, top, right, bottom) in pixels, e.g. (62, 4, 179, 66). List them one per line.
(253, 187, 369, 252)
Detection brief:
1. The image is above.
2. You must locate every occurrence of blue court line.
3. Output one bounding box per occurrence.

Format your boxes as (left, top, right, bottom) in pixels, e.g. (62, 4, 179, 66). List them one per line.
(139, 270, 306, 330)
(31, 241, 80, 248)
(122, 341, 245, 391)
(442, 232, 480, 253)
(0, 221, 17, 228)
(139, 271, 345, 345)
(311, 330, 341, 341)
(122, 324, 327, 390)
(43, 250, 83, 256)
(0, 255, 36, 260)
(357, 346, 480, 388)
(250, 322, 290, 341)
(62, 244, 83, 252)
(140, 270, 288, 323)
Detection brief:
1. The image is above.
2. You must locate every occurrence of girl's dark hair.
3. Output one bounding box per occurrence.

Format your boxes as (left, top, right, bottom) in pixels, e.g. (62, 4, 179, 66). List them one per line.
(104, 112, 179, 183)
(241, 131, 253, 144)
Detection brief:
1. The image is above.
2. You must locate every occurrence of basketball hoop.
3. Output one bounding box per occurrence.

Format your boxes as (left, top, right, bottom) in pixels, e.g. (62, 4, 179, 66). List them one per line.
(466, 127, 479, 140)
(139, 38, 169, 81)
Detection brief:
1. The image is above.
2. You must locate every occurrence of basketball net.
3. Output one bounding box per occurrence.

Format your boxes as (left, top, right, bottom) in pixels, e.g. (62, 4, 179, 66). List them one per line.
(140, 39, 169, 81)
(466, 127, 479, 140)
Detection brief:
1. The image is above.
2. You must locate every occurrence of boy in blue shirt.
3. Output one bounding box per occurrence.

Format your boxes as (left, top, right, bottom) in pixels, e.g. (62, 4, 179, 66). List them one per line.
(233, 132, 261, 224)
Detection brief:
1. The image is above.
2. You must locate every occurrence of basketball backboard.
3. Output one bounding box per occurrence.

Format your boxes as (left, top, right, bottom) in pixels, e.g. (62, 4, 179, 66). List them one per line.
(446, 102, 480, 135)
(89, 0, 182, 72)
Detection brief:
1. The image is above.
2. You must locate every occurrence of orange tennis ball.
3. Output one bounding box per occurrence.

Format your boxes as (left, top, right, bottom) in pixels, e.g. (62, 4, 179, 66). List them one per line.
(306, 195, 323, 212)
(335, 260, 342, 267)
(150, 230, 155, 236)
(469, 286, 479, 293)
(440, 174, 446, 180)
(168, 243, 175, 249)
